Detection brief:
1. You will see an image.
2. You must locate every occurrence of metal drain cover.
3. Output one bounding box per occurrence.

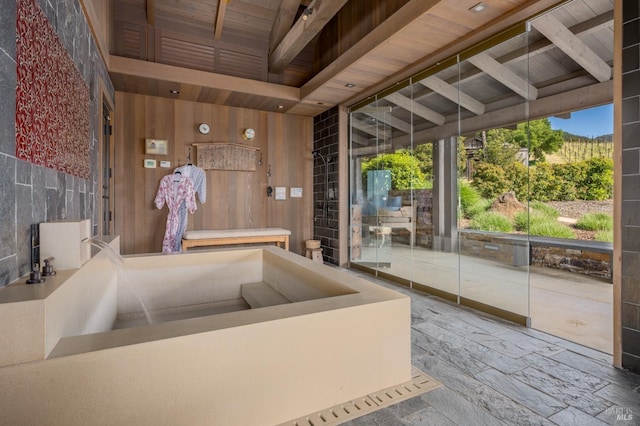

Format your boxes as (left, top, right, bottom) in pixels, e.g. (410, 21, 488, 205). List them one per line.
(279, 367, 441, 426)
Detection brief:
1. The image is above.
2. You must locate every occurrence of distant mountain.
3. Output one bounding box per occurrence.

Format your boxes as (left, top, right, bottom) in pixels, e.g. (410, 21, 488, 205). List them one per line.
(561, 130, 613, 141)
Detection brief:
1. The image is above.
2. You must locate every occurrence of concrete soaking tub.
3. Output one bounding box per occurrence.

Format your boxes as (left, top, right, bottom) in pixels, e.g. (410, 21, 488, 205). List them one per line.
(0, 238, 411, 425)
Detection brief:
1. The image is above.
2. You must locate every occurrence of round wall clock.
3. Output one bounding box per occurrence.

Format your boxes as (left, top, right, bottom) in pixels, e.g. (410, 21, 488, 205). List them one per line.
(198, 123, 210, 135)
(242, 128, 256, 141)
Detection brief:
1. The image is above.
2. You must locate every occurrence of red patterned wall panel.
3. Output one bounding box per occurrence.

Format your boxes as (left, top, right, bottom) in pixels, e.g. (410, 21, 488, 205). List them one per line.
(15, 0, 90, 179)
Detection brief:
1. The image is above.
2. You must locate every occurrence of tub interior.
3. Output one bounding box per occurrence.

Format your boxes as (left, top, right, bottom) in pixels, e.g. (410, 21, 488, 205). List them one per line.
(113, 247, 358, 329)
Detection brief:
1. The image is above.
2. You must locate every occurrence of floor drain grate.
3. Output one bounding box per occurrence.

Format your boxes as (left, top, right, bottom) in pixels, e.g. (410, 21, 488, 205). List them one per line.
(279, 366, 441, 426)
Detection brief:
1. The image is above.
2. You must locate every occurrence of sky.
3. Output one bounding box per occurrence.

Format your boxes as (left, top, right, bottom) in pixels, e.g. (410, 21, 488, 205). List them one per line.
(548, 104, 613, 138)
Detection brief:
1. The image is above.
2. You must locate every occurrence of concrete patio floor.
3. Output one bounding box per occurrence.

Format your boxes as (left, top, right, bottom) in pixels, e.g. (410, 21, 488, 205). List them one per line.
(339, 269, 638, 426)
(355, 243, 613, 354)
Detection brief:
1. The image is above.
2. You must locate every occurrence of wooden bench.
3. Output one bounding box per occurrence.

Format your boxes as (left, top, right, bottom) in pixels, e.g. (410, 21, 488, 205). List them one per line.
(365, 206, 416, 247)
(181, 228, 291, 251)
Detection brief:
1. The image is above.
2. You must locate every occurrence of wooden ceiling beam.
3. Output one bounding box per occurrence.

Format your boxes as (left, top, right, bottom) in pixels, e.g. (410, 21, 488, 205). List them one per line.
(412, 11, 613, 106)
(301, 0, 442, 99)
(351, 132, 370, 146)
(385, 93, 445, 126)
(146, 0, 155, 26)
(392, 80, 612, 148)
(109, 55, 300, 101)
(269, 0, 301, 53)
(420, 75, 485, 116)
(410, 11, 612, 110)
(363, 112, 411, 134)
(269, 0, 350, 73)
(531, 13, 611, 83)
(510, 11, 613, 63)
(467, 52, 538, 101)
(351, 118, 390, 138)
(352, 144, 393, 156)
(214, 0, 229, 40)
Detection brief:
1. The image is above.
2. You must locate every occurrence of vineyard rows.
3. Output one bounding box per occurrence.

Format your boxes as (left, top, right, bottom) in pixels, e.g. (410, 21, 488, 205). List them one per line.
(559, 138, 613, 162)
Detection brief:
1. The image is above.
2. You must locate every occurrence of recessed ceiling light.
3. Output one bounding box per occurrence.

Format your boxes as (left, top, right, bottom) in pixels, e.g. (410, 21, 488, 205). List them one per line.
(277, 105, 284, 109)
(302, 7, 313, 21)
(169, 89, 180, 94)
(345, 83, 355, 88)
(469, 2, 487, 13)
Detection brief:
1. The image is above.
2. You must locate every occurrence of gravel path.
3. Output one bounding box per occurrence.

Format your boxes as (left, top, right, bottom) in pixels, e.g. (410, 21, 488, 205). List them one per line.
(547, 200, 613, 220)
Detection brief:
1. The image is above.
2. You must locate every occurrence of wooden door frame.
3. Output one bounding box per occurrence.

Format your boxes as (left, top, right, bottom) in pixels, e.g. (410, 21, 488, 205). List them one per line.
(98, 80, 115, 237)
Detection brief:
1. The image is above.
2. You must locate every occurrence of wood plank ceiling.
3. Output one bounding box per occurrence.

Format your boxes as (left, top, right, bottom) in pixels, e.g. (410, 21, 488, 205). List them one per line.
(109, 0, 614, 125)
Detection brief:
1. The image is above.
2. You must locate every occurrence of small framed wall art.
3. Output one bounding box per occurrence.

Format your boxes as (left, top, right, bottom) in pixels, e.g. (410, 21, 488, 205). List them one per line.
(145, 138, 168, 155)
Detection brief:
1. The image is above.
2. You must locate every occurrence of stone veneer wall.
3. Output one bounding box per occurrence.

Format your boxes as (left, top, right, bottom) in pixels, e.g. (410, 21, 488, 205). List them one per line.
(531, 245, 612, 281)
(459, 231, 612, 281)
(621, 0, 640, 373)
(312, 106, 339, 264)
(0, 0, 113, 287)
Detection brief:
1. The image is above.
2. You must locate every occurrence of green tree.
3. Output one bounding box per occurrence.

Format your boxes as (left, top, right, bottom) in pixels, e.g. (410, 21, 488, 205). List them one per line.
(509, 118, 564, 162)
(481, 129, 520, 167)
(410, 140, 466, 180)
(412, 144, 433, 180)
(361, 151, 429, 190)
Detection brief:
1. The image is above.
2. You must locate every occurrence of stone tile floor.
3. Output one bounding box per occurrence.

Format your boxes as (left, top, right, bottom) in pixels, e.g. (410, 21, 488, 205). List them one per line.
(342, 271, 640, 426)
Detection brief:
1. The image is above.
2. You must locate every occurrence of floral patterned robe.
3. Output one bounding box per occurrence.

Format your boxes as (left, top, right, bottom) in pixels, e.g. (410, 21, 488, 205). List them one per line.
(173, 165, 206, 251)
(154, 174, 197, 253)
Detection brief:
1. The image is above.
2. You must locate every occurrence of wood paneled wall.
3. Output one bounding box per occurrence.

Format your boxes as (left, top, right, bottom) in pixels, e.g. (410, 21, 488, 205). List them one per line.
(113, 92, 313, 255)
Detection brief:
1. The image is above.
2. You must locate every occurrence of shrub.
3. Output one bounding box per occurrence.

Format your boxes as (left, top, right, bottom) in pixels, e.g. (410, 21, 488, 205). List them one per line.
(459, 181, 490, 218)
(361, 152, 429, 190)
(471, 162, 509, 199)
(529, 201, 558, 218)
(577, 158, 613, 200)
(459, 180, 481, 211)
(552, 162, 585, 201)
(514, 209, 554, 232)
(576, 213, 613, 231)
(504, 162, 528, 201)
(514, 207, 574, 237)
(514, 211, 531, 231)
(465, 198, 492, 219)
(470, 211, 513, 232)
(595, 230, 613, 242)
(529, 163, 561, 201)
(529, 221, 575, 238)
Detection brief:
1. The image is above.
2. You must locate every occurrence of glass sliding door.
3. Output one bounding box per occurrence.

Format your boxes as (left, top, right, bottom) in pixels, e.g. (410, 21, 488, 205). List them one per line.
(457, 30, 532, 320)
(348, 23, 536, 324)
(349, 96, 398, 270)
(404, 58, 461, 298)
(348, 0, 613, 332)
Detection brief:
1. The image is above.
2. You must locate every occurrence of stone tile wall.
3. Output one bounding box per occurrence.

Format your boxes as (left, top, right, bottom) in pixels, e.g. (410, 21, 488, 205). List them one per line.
(0, 0, 113, 287)
(313, 106, 340, 264)
(622, 0, 640, 373)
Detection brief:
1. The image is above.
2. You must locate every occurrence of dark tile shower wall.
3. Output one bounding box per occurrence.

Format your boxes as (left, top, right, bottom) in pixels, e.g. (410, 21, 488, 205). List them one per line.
(313, 106, 340, 265)
(622, 0, 640, 374)
(0, 0, 113, 287)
